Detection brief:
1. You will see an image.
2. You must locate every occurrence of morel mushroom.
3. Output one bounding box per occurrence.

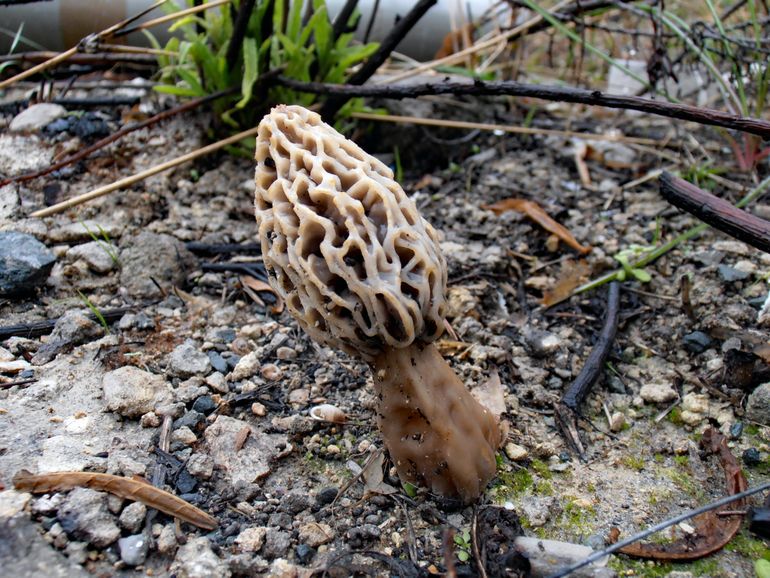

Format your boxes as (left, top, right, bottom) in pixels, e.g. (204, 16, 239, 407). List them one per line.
(254, 105, 501, 503)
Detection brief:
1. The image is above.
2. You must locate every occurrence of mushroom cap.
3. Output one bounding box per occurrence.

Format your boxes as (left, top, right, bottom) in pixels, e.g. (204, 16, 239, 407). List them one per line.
(254, 105, 447, 359)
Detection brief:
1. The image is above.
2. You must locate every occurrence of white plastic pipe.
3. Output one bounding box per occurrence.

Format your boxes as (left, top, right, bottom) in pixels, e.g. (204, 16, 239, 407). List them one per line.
(0, 0, 499, 61)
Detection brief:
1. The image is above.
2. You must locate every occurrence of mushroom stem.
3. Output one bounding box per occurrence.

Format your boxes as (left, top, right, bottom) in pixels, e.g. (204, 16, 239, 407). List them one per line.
(371, 342, 501, 503)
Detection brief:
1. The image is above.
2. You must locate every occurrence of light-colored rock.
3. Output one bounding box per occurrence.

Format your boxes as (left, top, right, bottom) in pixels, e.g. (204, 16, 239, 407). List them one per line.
(157, 524, 178, 554)
(168, 340, 211, 378)
(682, 393, 709, 414)
(229, 351, 260, 381)
(298, 522, 333, 547)
(746, 383, 770, 425)
(119, 501, 146, 533)
(0, 134, 53, 175)
(10, 103, 67, 132)
(47, 220, 123, 244)
(118, 533, 149, 566)
(58, 488, 120, 548)
(67, 241, 117, 274)
(187, 453, 214, 479)
(170, 537, 231, 578)
(0, 490, 31, 518)
(102, 366, 173, 418)
(0, 184, 20, 220)
(504, 442, 529, 461)
(234, 526, 267, 552)
(204, 415, 289, 485)
(639, 383, 678, 404)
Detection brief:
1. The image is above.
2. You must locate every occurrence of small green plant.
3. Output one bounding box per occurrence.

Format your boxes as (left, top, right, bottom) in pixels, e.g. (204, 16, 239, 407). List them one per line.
(613, 245, 654, 283)
(148, 0, 378, 145)
(77, 291, 110, 333)
(453, 529, 472, 562)
(80, 220, 119, 266)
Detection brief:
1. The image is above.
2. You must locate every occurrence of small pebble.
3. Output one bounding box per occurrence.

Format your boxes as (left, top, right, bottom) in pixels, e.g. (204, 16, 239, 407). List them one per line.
(718, 264, 750, 282)
(504, 442, 529, 461)
(261, 363, 282, 381)
(682, 331, 712, 354)
(743, 448, 761, 467)
(118, 534, 149, 566)
(251, 402, 267, 416)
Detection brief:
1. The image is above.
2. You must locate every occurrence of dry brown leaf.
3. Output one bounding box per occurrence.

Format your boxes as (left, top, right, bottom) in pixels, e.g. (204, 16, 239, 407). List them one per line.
(483, 198, 592, 254)
(13, 469, 217, 530)
(240, 275, 284, 313)
(617, 427, 746, 561)
(542, 259, 592, 307)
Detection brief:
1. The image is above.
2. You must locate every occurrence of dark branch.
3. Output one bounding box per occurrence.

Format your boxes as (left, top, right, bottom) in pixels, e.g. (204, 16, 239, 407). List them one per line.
(225, 0, 257, 70)
(556, 281, 620, 458)
(320, 0, 437, 118)
(280, 76, 770, 139)
(660, 171, 770, 254)
(332, 0, 360, 40)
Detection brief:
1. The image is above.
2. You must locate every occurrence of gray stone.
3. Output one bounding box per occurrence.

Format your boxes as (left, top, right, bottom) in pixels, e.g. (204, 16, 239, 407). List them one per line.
(168, 340, 211, 378)
(10, 103, 67, 132)
(0, 231, 56, 296)
(204, 415, 289, 485)
(118, 501, 147, 533)
(118, 533, 149, 566)
(157, 524, 178, 554)
(718, 264, 750, 282)
(67, 241, 117, 274)
(0, 184, 20, 220)
(261, 530, 292, 559)
(746, 383, 770, 425)
(47, 220, 123, 244)
(0, 515, 90, 578)
(280, 492, 312, 515)
(32, 311, 103, 364)
(187, 453, 214, 479)
(119, 232, 196, 298)
(102, 366, 173, 418)
(170, 537, 231, 578)
(57, 488, 120, 548)
(524, 329, 562, 357)
(0, 134, 53, 175)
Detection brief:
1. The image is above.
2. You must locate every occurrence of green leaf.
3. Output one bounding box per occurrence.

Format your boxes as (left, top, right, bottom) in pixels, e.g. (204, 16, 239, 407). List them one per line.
(756, 559, 770, 578)
(286, 0, 304, 39)
(631, 269, 652, 283)
(457, 551, 470, 562)
(153, 85, 203, 97)
(236, 37, 259, 109)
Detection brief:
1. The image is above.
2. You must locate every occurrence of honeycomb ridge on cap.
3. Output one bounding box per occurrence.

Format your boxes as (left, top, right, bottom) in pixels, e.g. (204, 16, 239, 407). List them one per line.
(254, 105, 447, 359)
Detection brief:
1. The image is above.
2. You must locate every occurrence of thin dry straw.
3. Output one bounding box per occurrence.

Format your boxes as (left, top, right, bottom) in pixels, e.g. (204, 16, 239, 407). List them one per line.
(30, 126, 260, 218)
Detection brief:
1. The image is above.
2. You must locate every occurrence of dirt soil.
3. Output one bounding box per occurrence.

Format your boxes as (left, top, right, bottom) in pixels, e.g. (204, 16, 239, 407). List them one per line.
(2, 84, 770, 578)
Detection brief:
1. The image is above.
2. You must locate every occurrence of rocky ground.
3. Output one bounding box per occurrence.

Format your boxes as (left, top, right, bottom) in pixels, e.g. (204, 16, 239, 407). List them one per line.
(1, 82, 770, 578)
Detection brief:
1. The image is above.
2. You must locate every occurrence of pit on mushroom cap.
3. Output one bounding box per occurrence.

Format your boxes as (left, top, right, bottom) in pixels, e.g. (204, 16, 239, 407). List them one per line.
(255, 105, 501, 503)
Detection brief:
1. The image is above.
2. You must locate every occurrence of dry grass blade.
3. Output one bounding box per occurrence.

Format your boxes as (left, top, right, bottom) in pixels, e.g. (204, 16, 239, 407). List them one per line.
(13, 469, 217, 530)
(30, 125, 260, 218)
(483, 198, 592, 254)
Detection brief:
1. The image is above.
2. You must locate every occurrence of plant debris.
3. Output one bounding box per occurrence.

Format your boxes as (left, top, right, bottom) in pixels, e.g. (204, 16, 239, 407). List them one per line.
(12, 470, 217, 530)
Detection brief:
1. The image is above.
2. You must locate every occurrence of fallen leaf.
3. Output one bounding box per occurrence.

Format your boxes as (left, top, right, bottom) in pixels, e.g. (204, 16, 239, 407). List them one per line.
(240, 275, 284, 313)
(542, 259, 592, 307)
(13, 469, 217, 530)
(361, 450, 398, 497)
(472, 370, 506, 421)
(617, 427, 746, 560)
(483, 198, 591, 254)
